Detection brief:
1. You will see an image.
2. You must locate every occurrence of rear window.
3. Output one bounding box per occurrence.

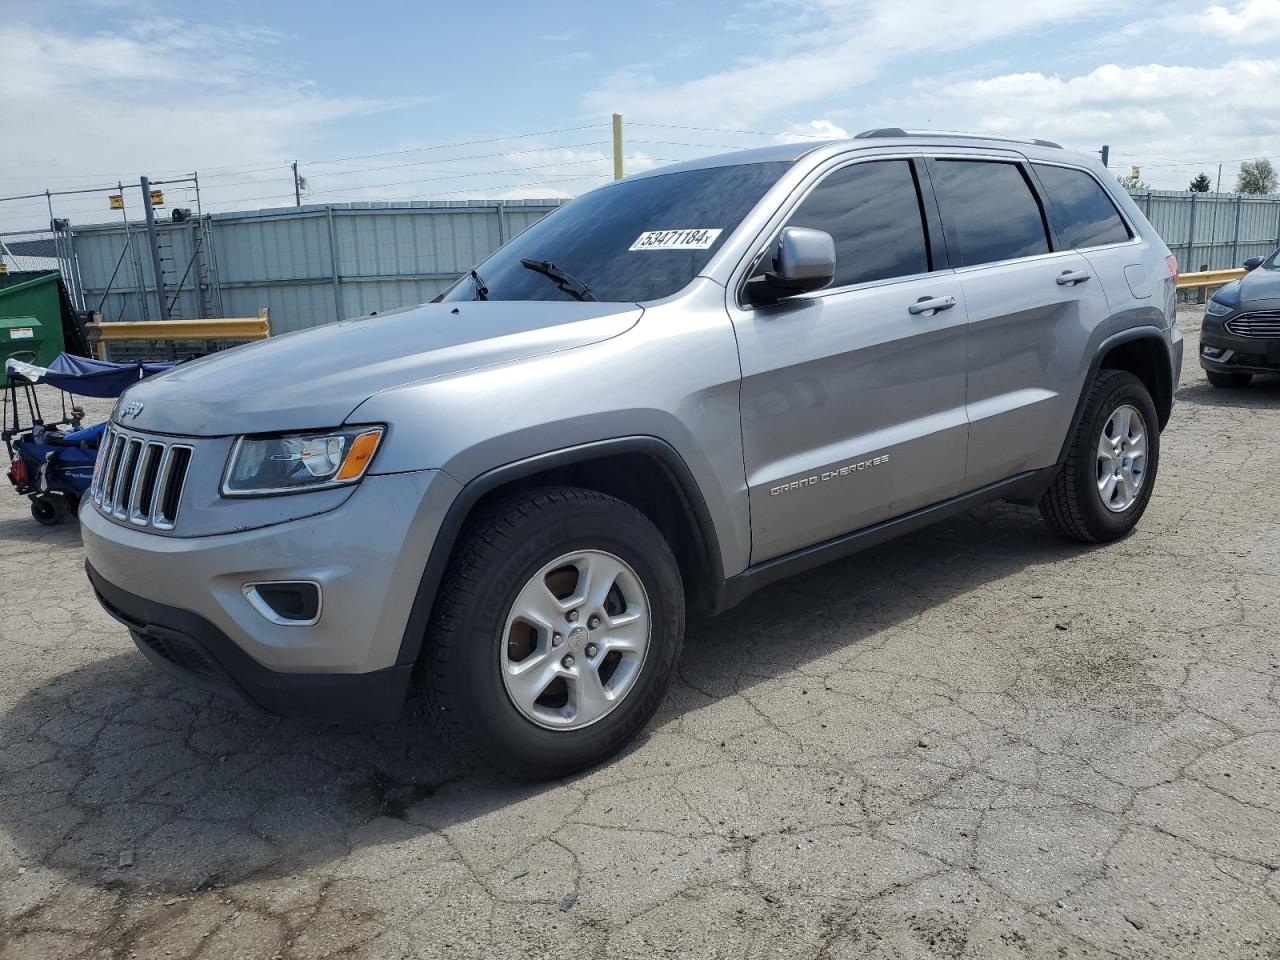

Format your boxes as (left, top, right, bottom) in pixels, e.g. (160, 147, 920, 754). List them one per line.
(1033, 163, 1132, 249)
(931, 160, 1050, 267)
(441, 162, 792, 303)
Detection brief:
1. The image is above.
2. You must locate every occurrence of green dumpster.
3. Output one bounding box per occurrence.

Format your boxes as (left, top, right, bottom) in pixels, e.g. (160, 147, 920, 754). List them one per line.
(0, 272, 66, 368)
(0, 315, 43, 368)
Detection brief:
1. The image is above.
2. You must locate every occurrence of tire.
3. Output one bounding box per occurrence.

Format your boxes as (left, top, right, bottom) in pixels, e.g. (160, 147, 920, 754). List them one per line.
(1206, 370, 1252, 389)
(1039, 369, 1160, 543)
(30, 494, 68, 526)
(425, 487, 685, 779)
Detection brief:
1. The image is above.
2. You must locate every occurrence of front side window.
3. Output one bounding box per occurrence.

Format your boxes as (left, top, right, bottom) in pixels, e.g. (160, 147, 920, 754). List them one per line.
(748, 159, 930, 295)
(931, 160, 1050, 267)
(440, 162, 792, 303)
(1032, 163, 1132, 250)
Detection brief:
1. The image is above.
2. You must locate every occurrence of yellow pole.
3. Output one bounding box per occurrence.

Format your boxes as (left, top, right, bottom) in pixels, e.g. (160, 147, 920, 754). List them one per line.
(612, 113, 624, 180)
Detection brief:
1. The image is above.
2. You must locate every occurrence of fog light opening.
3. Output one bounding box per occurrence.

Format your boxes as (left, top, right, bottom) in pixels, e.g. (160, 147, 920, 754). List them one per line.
(243, 581, 322, 626)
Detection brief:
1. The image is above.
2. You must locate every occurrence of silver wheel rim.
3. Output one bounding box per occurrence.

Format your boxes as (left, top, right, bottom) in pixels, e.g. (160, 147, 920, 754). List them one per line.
(1096, 403, 1147, 513)
(500, 549, 651, 730)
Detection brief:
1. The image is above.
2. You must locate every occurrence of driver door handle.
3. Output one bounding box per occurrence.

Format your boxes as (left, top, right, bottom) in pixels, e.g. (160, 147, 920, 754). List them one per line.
(908, 295, 956, 316)
(1056, 270, 1091, 286)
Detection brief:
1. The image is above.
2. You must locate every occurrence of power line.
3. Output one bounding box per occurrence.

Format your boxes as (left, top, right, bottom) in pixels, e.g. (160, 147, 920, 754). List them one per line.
(300, 124, 609, 166)
(627, 120, 831, 139)
(228, 142, 617, 189)
(0, 123, 613, 195)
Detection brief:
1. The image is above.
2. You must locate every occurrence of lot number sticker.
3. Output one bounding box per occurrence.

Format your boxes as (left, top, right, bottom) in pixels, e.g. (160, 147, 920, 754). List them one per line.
(9, 327, 33, 339)
(629, 228, 722, 252)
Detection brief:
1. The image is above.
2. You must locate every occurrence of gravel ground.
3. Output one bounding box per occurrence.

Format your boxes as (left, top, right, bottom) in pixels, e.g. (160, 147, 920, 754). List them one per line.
(1, 306, 1279, 959)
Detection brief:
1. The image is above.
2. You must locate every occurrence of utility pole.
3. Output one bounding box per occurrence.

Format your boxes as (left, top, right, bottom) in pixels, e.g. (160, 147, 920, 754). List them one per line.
(140, 175, 169, 320)
(292, 161, 302, 207)
(612, 114, 624, 181)
(1099, 145, 1109, 168)
(1216, 163, 1223, 194)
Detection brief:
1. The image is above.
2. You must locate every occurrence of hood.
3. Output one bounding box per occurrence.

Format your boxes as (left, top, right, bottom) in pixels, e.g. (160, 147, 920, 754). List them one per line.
(115, 300, 641, 435)
(1223, 266, 1280, 306)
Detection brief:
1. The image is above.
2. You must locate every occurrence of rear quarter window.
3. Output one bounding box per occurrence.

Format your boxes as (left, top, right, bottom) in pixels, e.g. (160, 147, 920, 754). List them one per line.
(1032, 163, 1132, 250)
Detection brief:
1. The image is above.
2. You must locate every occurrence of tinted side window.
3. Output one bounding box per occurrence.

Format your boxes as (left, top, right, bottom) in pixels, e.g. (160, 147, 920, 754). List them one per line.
(1033, 163, 1131, 249)
(932, 160, 1050, 266)
(756, 160, 930, 290)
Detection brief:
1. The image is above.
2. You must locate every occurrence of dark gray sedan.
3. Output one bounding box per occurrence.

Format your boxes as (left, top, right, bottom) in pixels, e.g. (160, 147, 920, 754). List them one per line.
(1200, 251, 1280, 387)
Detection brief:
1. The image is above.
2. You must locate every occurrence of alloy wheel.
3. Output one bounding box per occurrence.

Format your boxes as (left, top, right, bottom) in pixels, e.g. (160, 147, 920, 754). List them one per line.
(1096, 403, 1147, 512)
(500, 550, 651, 730)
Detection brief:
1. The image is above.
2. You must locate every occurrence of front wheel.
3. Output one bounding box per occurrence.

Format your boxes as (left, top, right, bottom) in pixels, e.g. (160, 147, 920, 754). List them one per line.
(425, 487, 685, 779)
(1039, 369, 1160, 543)
(1205, 370, 1252, 389)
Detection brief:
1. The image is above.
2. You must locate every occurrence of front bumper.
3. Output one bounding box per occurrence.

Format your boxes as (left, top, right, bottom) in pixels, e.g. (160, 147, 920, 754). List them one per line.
(1199, 316, 1280, 375)
(82, 469, 461, 720)
(88, 562, 413, 721)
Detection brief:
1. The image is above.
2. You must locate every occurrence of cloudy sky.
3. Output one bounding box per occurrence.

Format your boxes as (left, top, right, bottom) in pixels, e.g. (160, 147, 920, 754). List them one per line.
(2, 0, 1279, 231)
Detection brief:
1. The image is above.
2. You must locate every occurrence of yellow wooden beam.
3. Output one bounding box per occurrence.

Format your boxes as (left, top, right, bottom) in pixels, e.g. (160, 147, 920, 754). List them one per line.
(1176, 268, 1246, 290)
(87, 309, 271, 360)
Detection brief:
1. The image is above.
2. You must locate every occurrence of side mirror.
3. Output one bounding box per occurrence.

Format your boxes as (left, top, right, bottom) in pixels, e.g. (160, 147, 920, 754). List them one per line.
(753, 227, 835, 304)
(1243, 256, 1264, 271)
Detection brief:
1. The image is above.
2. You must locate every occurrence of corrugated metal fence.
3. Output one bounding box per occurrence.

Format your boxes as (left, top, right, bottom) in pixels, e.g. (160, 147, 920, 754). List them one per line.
(66, 189, 1280, 336)
(1132, 190, 1280, 274)
(72, 200, 563, 334)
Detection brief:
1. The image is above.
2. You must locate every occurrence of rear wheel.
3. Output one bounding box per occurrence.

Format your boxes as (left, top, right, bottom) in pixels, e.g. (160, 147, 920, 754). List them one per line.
(1205, 370, 1252, 388)
(425, 487, 684, 779)
(1039, 369, 1160, 543)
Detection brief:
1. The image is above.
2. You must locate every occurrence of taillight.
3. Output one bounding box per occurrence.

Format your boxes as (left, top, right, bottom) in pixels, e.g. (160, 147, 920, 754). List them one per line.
(7, 457, 28, 488)
(1165, 254, 1179, 285)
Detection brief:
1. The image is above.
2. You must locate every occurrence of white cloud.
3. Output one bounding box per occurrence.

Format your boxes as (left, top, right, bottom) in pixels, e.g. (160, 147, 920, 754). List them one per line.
(584, 0, 1109, 127)
(773, 120, 850, 144)
(0, 19, 408, 230)
(1199, 0, 1280, 42)
(892, 58, 1280, 188)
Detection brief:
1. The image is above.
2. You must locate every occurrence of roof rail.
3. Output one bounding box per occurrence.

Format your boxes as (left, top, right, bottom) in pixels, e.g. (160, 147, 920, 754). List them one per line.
(854, 128, 1063, 149)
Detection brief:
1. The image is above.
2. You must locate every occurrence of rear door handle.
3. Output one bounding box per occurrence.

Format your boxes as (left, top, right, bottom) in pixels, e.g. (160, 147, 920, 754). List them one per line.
(907, 295, 957, 316)
(1056, 270, 1091, 286)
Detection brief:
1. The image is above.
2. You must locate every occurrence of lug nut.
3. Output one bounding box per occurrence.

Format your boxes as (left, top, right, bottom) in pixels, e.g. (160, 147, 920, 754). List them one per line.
(552, 633, 564, 647)
(567, 609, 578, 623)
(585, 643, 598, 657)
(562, 654, 575, 668)
(588, 615, 601, 629)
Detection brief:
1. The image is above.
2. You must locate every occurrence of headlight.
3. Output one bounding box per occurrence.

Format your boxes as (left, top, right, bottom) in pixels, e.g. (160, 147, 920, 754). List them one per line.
(223, 426, 384, 496)
(1205, 298, 1235, 317)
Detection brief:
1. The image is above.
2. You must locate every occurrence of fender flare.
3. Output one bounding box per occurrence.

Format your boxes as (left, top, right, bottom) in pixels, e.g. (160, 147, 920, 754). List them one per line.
(394, 436, 725, 667)
(1057, 325, 1173, 465)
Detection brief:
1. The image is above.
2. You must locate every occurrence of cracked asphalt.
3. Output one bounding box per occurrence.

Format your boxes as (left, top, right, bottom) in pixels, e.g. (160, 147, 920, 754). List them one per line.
(2, 306, 1279, 959)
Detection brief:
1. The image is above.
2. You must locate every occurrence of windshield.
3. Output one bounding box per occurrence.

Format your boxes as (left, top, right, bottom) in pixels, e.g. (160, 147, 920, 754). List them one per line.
(442, 161, 792, 303)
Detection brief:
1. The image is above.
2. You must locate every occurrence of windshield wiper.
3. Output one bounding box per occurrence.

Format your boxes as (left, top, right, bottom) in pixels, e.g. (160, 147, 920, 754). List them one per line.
(470, 268, 488, 301)
(519, 259, 595, 302)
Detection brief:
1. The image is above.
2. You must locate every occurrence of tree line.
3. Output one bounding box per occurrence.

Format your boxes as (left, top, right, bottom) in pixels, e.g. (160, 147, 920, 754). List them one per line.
(1116, 159, 1277, 195)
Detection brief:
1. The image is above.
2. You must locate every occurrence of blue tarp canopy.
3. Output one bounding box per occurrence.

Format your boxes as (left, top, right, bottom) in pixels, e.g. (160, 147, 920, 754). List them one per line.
(4, 352, 183, 399)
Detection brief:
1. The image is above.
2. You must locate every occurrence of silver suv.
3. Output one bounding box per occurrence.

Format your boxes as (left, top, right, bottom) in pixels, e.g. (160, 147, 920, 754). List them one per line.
(82, 130, 1183, 777)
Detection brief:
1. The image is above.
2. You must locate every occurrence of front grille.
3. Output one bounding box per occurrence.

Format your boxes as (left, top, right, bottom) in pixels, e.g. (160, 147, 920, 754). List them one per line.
(1224, 310, 1280, 338)
(91, 427, 193, 530)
